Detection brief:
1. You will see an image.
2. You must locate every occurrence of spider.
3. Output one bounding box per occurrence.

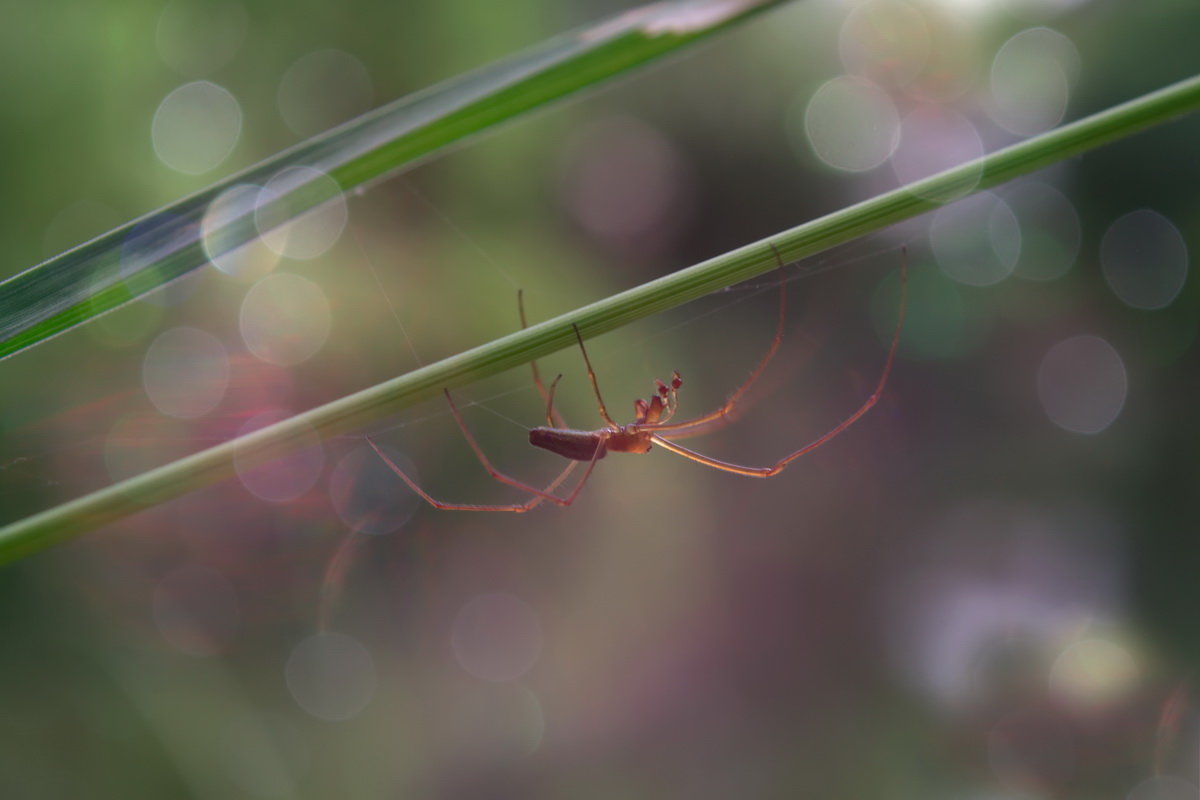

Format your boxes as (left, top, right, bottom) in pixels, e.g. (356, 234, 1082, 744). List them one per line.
(368, 245, 908, 512)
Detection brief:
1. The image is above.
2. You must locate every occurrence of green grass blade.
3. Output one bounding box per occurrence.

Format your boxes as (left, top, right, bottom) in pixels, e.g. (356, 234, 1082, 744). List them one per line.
(3, 73, 1199, 564)
(0, 0, 787, 362)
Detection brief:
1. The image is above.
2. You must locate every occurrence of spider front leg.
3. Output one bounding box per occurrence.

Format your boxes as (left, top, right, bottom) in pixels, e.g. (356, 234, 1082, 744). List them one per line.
(571, 324, 620, 429)
(649, 242, 789, 438)
(649, 247, 909, 476)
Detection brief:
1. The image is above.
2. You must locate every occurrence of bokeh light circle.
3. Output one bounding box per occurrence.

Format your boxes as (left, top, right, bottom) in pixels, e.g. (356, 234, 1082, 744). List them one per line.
(1048, 636, 1139, 708)
(202, 184, 283, 281)
(255, 167, 348, 260)
(156, 0, 248, 76)
(277, 49, 374, 138)
(988, 28, 1079, 136)
(800, 75, 900, 173)
(239, 272, 332, 366)
(930, 192, 1021, 287)
(560, 115, 691, 248)
(151, 81, 242, 175)
(838, 1, 930, 87)
(451, 593, 543, 683)
(153, 565, 240, 656)
(1100, 209, 1189, 310)
(446, 684, 546, 761)
(142, 327, 230, 419)
(1037, 335, 1127, 435)
(1005, 181, 1081, 281)
(328, 444, 420, 535)
(506, 686, 546, 758)
(897, 9, 978, 104)
(285, 632, 376, 721)
(892, 106, 984, 200)
(233, 410, 324, 503)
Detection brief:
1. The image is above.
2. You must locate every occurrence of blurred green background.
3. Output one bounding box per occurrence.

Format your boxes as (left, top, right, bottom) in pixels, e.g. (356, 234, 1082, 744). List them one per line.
(3, 0, 1200, 797)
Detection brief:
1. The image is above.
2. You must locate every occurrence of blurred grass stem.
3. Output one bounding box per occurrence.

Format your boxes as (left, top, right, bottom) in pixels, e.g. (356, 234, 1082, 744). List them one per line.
(0, 0, 787, 361)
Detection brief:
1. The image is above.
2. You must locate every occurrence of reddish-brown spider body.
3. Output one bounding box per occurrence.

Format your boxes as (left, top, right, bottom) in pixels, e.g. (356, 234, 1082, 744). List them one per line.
(528, 370, 683, 460)
(528, 424, 652, 460)
(529, 427, 612, 461)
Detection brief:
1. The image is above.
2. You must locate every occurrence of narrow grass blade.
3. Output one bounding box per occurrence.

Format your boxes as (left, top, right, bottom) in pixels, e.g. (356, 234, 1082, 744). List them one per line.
(0, 0, 787, 361)
(2, 73, 1199, 564)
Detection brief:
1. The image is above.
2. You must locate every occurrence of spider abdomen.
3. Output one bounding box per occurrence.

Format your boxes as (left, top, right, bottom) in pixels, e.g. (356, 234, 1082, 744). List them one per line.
(529, 427, 608, 461)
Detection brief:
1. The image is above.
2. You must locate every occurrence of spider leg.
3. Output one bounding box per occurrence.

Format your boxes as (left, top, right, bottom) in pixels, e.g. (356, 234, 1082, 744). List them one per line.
(368, 434, 600, 512)
(649, 247, 908, 475)
(439, 388, 589, 505)
(572, 323, 619, 429)
(367, 294, 604, 513)
(544, 374, 564, 430)
(649, 242, 789, 437)
(519, 289, 568, 428)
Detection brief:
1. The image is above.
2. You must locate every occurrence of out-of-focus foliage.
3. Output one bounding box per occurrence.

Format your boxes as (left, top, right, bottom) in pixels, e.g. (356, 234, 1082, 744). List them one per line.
(2, 0, 1200, 797)
(0, 0, 785, 361)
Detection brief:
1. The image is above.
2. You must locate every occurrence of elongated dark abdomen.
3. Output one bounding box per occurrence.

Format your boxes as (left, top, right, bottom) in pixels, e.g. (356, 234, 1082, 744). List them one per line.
(529, 427, 607, 461)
